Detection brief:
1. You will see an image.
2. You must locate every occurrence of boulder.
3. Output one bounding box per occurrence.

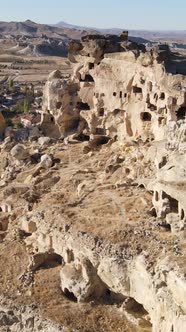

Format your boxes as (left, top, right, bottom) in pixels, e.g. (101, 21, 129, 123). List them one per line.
(29, 126, 41, 140)
(40, 154, 53, 169)
(38, 136, 51, 147)
(60, 257, 106, 302)
(10, 144, 30, 161)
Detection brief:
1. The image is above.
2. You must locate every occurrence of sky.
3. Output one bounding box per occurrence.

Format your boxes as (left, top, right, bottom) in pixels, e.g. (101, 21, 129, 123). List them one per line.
(0, 0, 186, 30)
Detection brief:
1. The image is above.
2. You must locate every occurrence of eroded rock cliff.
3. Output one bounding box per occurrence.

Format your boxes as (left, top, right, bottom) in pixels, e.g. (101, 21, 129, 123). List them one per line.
(0, 33, 186, 332)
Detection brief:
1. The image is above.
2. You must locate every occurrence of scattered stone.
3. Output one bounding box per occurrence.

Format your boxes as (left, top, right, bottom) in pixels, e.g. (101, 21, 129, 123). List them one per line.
(10, 144, 30, 161)
(40, 154, 53, 169)
(38, 136, 51, 146)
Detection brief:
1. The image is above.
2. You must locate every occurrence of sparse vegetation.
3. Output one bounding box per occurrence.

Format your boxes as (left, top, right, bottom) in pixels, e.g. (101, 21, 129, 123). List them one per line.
(5, 118, 13, 126)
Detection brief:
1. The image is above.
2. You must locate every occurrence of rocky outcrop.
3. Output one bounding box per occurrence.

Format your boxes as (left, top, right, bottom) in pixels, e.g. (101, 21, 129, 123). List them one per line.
(1, 32, 186, 332)
(23, 215, 186, 332)
(42, 70, 82, 137)
(36, 34, 186, 331)
(42, 34, 186, 145)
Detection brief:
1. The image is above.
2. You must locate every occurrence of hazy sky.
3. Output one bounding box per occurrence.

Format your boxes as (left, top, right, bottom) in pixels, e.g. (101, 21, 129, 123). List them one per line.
(1, 0, 186, 30)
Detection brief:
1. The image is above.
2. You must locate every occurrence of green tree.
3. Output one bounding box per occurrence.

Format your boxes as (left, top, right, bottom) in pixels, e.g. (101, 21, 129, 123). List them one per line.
(23, 98, 30, 113)
(9, 79, 13, 89)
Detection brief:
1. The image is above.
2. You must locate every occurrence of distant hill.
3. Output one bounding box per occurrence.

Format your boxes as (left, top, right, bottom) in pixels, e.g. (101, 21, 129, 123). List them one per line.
(0, 20, 185, 46)
(55, 21, 124, 35)
(0, 20, 151, 46)
(0, 20, 95, 40)
(55, 21, 186, 43)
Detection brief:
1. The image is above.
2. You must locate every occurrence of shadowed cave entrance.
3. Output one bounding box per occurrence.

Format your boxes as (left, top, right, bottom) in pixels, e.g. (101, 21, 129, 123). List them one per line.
(63, 288, 77, 302)
(80, 74, 94, 82)
(176, 106, 186, 120)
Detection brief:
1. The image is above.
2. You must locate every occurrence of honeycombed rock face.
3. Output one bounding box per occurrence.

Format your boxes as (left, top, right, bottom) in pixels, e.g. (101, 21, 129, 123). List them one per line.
(37, 34, 186, 331)
(1, 33, 186, 332)
(43, 34, 186, 144)
(69, 37, 186, 143)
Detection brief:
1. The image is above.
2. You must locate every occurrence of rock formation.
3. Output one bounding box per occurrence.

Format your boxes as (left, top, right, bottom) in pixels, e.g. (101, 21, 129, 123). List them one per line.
(0, 32, 186, 332)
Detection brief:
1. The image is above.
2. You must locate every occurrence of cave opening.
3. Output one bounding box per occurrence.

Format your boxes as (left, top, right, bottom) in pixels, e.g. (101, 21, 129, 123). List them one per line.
(133, 86, 142, 94)
(32, 253, 63, 271)
(181, 209, 185, 220)
(63, 288, 77, 302)
(162, 192, 179, 214)
(158, 117, 165, 126)
(89, 62, 94, 70)
(155, 191, 159, 201)
(176, 106, 186, 120)
(113, 109, 121, 115)
(140, 112, 152, 122)
(98, 108, 104, 116)
(160, 92, 165, 100)
(159, 156, 167, 169)
(80, 74, 94, 82)
(124, 297, 152, 328)
(77, 102, 90, 111)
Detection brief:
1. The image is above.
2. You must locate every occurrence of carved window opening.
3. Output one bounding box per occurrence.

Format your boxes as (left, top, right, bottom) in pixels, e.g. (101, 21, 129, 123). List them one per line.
(98, 108, 104, 116)
(113, 109, 122, 115)
(89, 62, 94, 70)
(113, 92, 117, 97)
(133, 86, 142, 94)
(162, 192, 178, 214)
(125, 168, 130, 175)
(176, 106, 186, 120)
(147, 103, 157, 111)
(80, 74, 94, 82)
(51, 116, 54, 122)
(181, 209, 185, 220)
(172, 98, 177, 106)
(160, 92, 165, 100)
(95, 127, 105, 135)
(158, 117, 165, 126)
(140, 112, 152, 122)
(124, 93, 127, 98)
(148, 82, 152, 92)
(159, 156, 167, 169)
(146, 93, 150, 103)
(154, 93, 158, 101)
(120, 91, 122, 98)
(77, 102, 90, 111)
(155, 191, 159, 201)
